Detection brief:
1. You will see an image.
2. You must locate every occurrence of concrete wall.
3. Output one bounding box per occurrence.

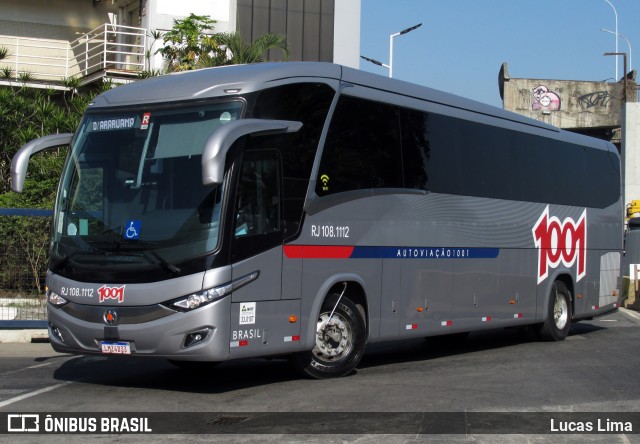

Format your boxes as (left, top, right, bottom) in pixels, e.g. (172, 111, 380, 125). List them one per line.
(0, 0, 118, 39)
(0, 0, 121, 81)
(144, 0, 236, 33)
(237, 0, 335, 63)
(624, 103, 640, 208)
(500, 63, 636, 131)
(333, 0, 360, 68)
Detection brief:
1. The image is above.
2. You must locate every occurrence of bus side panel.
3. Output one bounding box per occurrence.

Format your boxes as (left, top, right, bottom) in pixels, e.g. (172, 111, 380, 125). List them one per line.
(231, 247, 283, 303)
(598, 251, 621, 307)
(380, 259, 453, 340)
(228, 299, 301, 358)
(572, 266, 594, 319)
(570, 249, 621, 320)
(495, 249, 538, 324)
(451, 259, 499, 331)
(282, 254, 303, 301)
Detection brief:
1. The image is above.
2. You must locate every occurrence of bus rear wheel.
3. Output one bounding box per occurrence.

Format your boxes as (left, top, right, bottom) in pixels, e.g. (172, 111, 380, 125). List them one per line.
(292, 294, 366, 379)
(536, 280, 572, 341)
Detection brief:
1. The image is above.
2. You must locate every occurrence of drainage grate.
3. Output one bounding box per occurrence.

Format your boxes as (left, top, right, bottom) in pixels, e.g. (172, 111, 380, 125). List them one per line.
(207, 415, 251, 426)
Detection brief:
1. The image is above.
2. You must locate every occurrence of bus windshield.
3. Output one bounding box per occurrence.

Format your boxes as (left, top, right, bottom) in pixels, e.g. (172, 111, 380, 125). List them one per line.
(51, 101, 243, 280)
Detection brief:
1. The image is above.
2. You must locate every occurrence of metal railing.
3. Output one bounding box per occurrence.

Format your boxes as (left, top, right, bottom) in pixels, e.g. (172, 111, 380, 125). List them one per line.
(0, 35, 68, 81)
(0, 23, 147, 83)
(0, 208, 52, 325)
(68, 23, 147, 78)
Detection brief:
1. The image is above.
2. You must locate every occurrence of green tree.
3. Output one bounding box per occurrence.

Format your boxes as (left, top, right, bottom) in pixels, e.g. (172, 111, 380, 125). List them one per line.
(201, 32, 288, 66)
(0, 88, 80, 195)
(156, 14, 223, 72)
(0, 46, 8, 63)
(156, 14, 289, 72)
(0, 80, 113, 294)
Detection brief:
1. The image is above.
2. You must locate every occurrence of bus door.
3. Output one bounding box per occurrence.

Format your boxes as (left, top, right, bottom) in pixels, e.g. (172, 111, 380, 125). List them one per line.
(228, 149, 300, 356)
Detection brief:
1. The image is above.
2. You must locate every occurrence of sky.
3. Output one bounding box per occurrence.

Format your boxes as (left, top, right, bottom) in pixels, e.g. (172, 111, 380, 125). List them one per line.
(359, 0, 640, 108)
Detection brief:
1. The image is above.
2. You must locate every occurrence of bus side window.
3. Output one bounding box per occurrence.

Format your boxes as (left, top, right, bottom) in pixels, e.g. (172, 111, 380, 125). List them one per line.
(232, 150, 282, 261)
(316, 96, 402, 196)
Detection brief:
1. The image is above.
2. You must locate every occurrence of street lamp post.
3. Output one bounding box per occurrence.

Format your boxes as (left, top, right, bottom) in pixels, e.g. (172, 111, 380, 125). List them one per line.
(361, 23, 422, 78)
(389, 23, 422, 78)
(359, 55, 389, 71)
(602, 28, 632, 72)
(602, 0, 619, 80)
(604, 52, 628, 102)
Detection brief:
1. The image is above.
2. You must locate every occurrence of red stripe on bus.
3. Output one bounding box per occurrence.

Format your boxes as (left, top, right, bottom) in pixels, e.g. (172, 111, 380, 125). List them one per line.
(283, 245, 354, 259)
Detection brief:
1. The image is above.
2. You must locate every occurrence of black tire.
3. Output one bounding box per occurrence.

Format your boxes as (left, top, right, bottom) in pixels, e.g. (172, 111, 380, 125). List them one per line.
(292, 294, 366, 379)
(536, 280, 572, 341)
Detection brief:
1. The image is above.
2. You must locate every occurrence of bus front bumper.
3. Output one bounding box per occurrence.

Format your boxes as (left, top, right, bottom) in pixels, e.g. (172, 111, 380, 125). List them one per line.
(46, 297, 231, 361)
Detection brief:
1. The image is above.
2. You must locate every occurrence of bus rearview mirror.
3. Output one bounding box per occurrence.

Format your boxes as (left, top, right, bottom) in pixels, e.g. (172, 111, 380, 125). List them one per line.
(202, 119, 302, 185)
(11, 133, 74, 193)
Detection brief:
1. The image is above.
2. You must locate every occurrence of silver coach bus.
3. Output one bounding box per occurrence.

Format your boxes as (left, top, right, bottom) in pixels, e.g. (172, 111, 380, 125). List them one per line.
(11, 63, 622, 378)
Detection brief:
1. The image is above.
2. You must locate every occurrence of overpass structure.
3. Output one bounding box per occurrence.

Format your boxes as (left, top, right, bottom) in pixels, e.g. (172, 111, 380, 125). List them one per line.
(499, 62, 637, 146)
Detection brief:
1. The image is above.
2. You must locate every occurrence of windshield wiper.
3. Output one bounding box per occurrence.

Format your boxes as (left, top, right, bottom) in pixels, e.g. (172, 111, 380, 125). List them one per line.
(50, 249, 111, 272)
(87, 239, 158, 251)
(61, 233, 180, 273)
(142, 250, 181, 274)
(100, 225, 122, 236)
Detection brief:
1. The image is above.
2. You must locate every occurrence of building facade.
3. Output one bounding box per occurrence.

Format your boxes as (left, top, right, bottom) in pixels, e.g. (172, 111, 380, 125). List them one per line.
(0, 0, 360, 87)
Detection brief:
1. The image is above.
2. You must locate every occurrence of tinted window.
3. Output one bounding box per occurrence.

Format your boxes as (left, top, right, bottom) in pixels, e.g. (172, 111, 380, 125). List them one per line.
(249, 83, 334, 237)
(232, 150, 282, 262)
(317, 96, 403, 195)
(316, 95, 618, 209)
(423, 113, 619, 208)
(235, 154, 281, 238)
(400, 108, 430, 191)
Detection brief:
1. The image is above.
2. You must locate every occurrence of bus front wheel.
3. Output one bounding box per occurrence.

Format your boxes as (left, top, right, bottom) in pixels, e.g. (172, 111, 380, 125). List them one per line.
(536, 280, 572, 341)
(292, 293, 366, 379)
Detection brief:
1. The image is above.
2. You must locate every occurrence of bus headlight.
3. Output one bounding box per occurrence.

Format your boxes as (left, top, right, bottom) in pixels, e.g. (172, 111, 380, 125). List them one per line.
(47, 290, 68, 308)
(172, 284, 233, 311)
(165, 271, 259, 312)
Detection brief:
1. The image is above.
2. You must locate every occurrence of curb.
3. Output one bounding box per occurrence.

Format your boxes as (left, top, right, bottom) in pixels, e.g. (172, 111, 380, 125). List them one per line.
(620, 306, 640, 319)
(0, 329, 48, 343)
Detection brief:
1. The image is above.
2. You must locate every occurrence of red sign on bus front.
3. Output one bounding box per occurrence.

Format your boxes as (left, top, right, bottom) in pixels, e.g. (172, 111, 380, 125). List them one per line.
(98, 285, 126, 303)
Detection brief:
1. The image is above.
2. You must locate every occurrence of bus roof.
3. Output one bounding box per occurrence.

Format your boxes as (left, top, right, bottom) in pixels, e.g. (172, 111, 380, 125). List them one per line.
(88, 62, 612, 151)
(89, 62, 343, 108)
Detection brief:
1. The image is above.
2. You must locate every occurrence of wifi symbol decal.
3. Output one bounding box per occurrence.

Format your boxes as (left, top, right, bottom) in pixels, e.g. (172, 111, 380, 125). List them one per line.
(320, 174, 330, 191)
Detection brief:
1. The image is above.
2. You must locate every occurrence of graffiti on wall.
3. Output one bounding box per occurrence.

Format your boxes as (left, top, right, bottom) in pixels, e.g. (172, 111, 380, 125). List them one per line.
(578, 91, 611, 110)
(532, 85, 561, 111)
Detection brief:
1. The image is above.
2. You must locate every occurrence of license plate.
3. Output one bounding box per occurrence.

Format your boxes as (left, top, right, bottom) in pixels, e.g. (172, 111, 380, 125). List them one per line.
(100, 341, 131, 355)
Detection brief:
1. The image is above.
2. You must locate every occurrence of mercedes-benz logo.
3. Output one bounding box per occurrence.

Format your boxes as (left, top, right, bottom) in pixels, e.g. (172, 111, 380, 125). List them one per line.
(103, 309, 118, 325)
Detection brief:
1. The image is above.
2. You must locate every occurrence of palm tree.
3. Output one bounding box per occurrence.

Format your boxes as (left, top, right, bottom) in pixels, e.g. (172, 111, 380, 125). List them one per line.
(211, 32, 289, 66)
(0, 46, 11, 80)
(156, 14, 289, 71)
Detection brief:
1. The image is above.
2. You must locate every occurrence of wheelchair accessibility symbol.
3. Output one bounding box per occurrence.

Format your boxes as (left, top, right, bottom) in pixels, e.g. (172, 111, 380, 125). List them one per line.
(124, 220, 141, 240)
